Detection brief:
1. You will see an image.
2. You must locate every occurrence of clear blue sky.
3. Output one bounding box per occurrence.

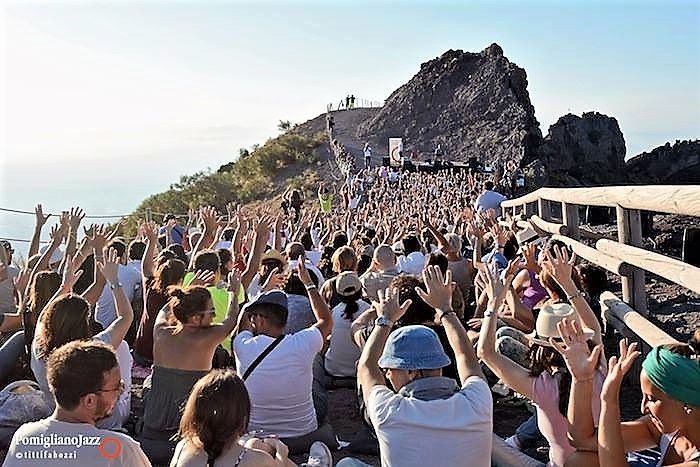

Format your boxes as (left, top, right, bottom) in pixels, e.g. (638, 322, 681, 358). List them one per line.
(1, 0, 698, 253)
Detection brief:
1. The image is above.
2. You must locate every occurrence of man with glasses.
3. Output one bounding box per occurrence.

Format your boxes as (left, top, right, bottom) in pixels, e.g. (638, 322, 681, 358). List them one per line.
(5, 340, 151, 466)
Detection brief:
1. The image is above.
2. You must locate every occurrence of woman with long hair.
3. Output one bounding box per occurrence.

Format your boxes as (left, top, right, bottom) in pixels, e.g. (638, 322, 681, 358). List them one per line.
(477, 246, 604, 467)
(171, 369, 297, 467)
(31, 248, 135, 429)
(134, 221, 187, 365)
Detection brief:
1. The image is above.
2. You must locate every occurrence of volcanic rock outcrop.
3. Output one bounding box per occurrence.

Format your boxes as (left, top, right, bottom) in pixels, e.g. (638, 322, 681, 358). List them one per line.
(625, 139, 700, 184)
(357, 44, 542, 170)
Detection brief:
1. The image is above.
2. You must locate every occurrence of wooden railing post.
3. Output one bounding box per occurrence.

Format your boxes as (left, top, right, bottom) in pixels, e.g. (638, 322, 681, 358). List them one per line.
(616, 207, 648, 315)
(563, 203, 580, 240)
(538, 199, 551, 220)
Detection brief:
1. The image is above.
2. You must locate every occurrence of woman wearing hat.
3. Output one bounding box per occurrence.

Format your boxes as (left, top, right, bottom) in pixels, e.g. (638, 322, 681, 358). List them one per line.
(477, 246, 604, 467)
(324, 271, 370, 378)
(553, 320, 699, 466)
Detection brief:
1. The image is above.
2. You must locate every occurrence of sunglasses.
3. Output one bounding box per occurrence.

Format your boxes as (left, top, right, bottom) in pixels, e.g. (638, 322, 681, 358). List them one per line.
(96, 380, 125, 395)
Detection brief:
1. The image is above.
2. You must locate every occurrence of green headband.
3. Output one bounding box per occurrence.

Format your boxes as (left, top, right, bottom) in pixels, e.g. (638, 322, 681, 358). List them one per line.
(641, 346, 700, 407)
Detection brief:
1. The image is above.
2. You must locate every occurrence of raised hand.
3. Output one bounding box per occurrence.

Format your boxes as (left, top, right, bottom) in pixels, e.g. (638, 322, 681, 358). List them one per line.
(550, 318, 604, 382)
(416, 265, 454, 312)
(226, 269, 242, 293)
(296, 259, 312, 286)
(190, 269, 216, 287)
(12, 268, 31, 300)
(107, 218, 126, 240)
(200, 206, 219, 233)
(601, 339, 640, 401)
(261, 267, 287, 292)
(60, 254, 85, 292)
(478, 260, 509, 309)
(372, 287, 412, 324)
(68, 207, 85, 231)
(84, 224, 109, 253)
(49, 222, 68, 246)
(140, 220, 158, 243)
(542, 245, 577, 289)
(96, 248, 120, 285)
(35, 204, 51, 227)
(522, 242, 540, 273)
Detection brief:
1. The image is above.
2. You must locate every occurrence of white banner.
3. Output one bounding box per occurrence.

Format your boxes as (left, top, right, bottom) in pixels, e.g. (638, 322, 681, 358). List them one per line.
(388, 138, 403, 166)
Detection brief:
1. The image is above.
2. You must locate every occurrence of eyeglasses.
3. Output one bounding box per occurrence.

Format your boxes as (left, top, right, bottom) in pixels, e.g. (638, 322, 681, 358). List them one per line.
(200, 308, 216, 317)
(96, 380, 125, 395)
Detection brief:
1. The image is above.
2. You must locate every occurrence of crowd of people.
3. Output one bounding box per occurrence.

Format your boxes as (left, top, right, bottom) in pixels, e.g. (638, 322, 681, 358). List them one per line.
(0, 160, 698, 467)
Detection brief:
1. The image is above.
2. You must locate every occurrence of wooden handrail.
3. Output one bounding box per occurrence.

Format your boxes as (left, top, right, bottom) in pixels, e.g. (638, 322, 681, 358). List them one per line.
(551, 235, 632, 276)
(529, 215, 567, 235)
(600, 291, 679, 347)
(501, 186, 700, 217)
(596, 239, 700, 295)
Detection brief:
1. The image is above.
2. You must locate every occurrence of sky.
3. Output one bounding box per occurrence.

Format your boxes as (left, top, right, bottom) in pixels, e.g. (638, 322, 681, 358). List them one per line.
(1, 0, 699, 258)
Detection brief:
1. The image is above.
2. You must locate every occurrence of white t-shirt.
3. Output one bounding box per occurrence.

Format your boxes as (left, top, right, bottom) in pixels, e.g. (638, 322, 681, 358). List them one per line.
(368, 376, 493, 467)
(397, 251, 426, 276)
(233, 328, 323, 437)
(94, 264, 141, 328)
(0, 265, 19, 314)
(475, 190, 507, 213)
(5, 418, 151, 467)
(324, 301, 370, 377)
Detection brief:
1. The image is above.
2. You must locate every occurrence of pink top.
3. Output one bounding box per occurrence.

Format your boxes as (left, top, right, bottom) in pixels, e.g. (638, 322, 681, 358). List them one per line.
(532, 366, 605, 467)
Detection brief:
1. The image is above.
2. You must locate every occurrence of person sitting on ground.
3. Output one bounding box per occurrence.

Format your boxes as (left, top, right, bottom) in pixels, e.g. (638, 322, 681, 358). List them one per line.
(282, 271, 317, 335)
(555, 323, 699, 466)
(320, 246, 358, 309)
(477, 247, 604, 467)
(133, 222, 187, 366)
(171, 369, 333, 467)
(94, 238, 141, 329)
(396, 234, 425, 276)
(5, 340, 151, 466)
(140, 270, 240, 462)
(233, 260, 338, 455)
(160, 214, 186, 246)
(32, 248, 135, 431)
(343, 266, 492, 467)
(475, 180, 507, 213)
(286, 242, 325, 287)
(359, 244, 399, 303)
(323, 272, 370, 378)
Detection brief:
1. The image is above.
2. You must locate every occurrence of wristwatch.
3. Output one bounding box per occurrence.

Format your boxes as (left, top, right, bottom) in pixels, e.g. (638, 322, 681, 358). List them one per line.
(374, 316, 394, 328)
(109, 282, 123, 290)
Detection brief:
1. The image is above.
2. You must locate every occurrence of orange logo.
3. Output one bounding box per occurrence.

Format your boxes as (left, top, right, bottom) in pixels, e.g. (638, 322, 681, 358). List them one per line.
(98, 436, 122, 460)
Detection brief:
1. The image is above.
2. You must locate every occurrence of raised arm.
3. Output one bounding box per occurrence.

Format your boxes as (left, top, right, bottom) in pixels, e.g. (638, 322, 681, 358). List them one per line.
(417, 266, 485, 384)
(65, 207, 85, 261)
(204, 270, 241, 343)
(598, 341, 642, 467)
(543, 246, 602, 346)
(98, 248, 134, 349)
(241, 216, 271, 290)
(141, 221, 159, 280)
(80, 225, 109, 307)
(357, 287, 411, 403)
(476, 261, 535, 399)
(32, 222, 67, 277)
(297, 259, 333, 339)
(29, 204, 51, 258)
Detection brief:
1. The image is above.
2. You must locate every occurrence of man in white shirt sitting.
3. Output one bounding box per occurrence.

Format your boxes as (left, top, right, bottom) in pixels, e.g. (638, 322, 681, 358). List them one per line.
(94, 239, 141, 328)
(339, 266, 492, 467)
(475, 180, 507, 213)
(396, 235, 425, 276)
(360, 245, 399, 302)
(233, 261, 338, 455)
(5, 340, 151, 467)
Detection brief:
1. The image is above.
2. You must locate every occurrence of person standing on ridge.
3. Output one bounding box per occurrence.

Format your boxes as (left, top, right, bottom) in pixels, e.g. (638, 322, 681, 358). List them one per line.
(364, 143, 372, 169)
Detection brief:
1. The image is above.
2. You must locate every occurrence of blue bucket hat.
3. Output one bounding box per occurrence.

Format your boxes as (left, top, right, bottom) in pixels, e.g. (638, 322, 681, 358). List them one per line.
(378, 325, 450, 370)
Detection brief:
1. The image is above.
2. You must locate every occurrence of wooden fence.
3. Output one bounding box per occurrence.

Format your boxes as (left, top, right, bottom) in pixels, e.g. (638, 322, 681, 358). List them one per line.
(500, 185, 700, 349)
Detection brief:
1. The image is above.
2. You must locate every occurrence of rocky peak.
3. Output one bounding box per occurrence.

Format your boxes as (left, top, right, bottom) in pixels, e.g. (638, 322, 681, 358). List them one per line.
(357, 44, 542, 170)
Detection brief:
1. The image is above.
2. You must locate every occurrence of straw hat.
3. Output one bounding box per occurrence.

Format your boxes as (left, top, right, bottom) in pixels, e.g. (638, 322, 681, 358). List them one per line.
(527, 302, 595, 347)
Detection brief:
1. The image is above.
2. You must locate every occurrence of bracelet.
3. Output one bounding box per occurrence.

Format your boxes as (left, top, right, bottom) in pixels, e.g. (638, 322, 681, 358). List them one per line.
(484, 309, 496, 318)
(438, 309, 456, 321)
(566, 291, 584, 301)
(305, 284, 317, 291)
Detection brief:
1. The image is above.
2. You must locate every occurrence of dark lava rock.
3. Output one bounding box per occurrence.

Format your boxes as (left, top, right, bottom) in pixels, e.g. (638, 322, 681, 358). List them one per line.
(357, 44, 542, 171)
